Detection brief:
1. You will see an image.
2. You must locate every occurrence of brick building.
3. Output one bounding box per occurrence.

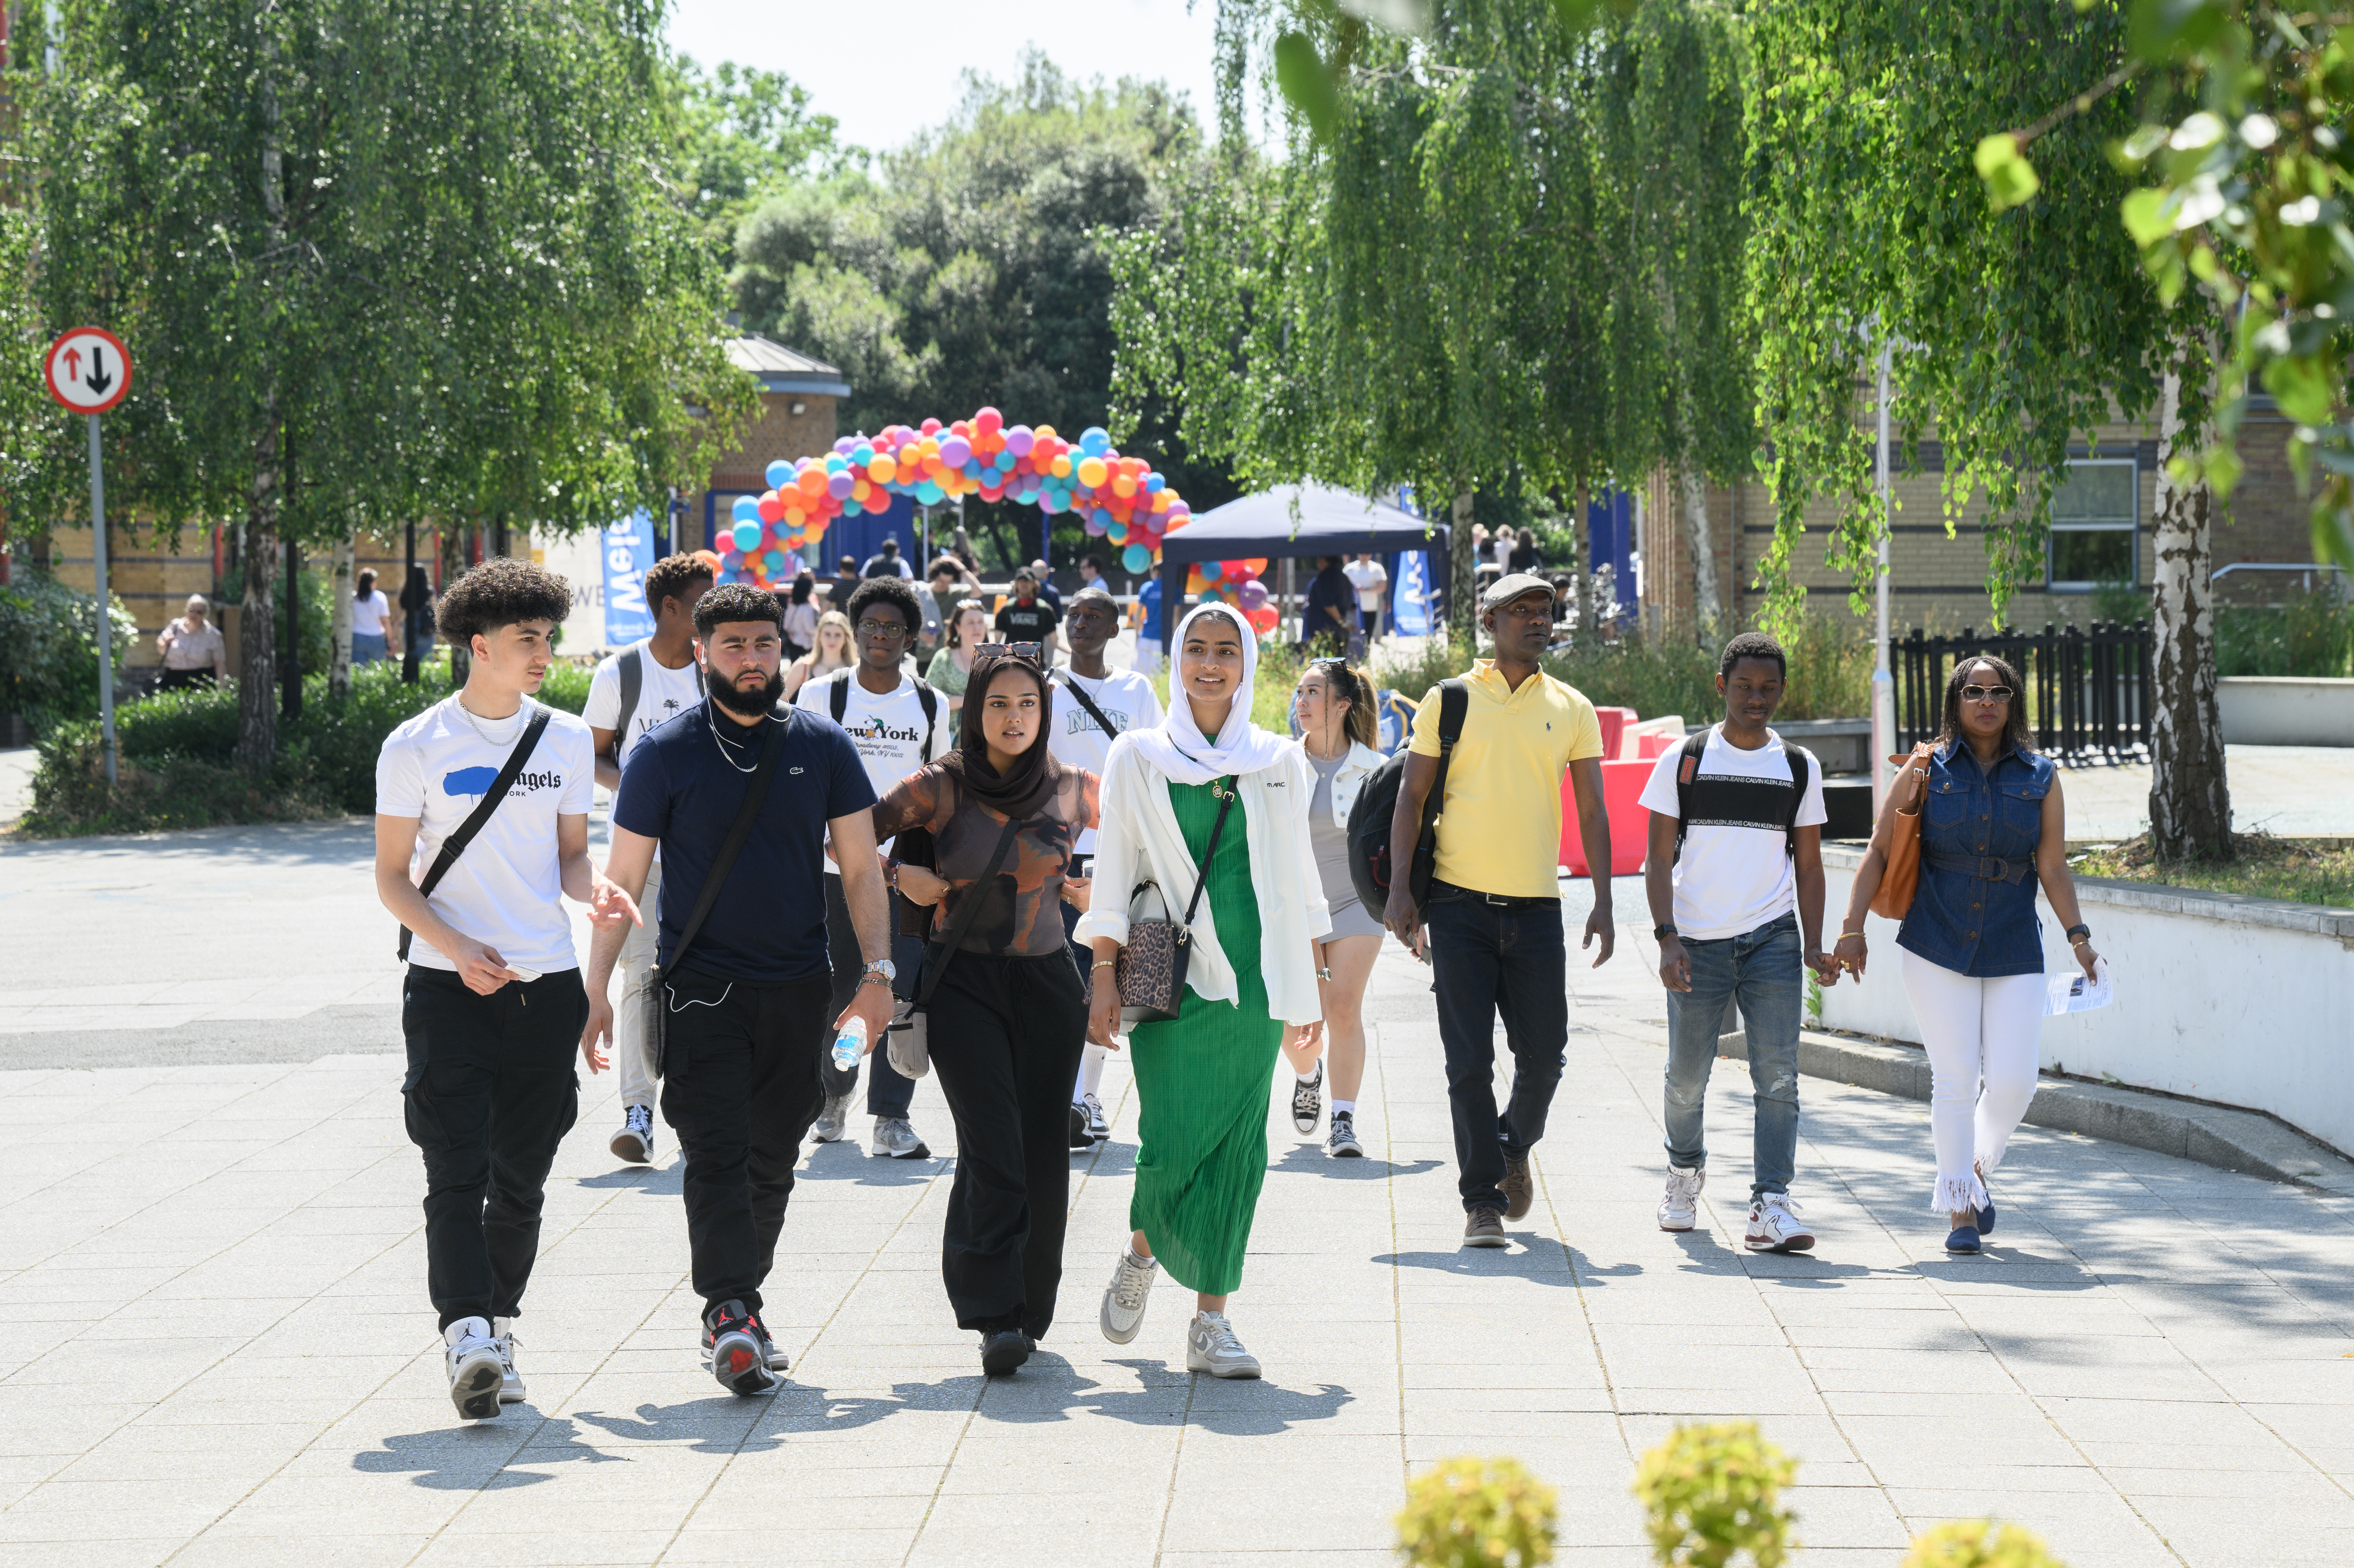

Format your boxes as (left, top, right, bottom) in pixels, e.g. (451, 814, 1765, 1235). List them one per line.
(677, 334, 848, 557)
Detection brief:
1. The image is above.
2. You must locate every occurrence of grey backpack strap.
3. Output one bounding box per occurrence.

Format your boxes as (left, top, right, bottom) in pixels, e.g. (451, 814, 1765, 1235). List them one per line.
(614, 645, 643, 752)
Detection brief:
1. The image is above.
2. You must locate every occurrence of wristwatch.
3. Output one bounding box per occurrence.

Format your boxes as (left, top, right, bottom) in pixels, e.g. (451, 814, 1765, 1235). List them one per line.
(2064, 924, 2091, 944)
(1653, 923, 1678, 942)
(858, 958, 897, 988)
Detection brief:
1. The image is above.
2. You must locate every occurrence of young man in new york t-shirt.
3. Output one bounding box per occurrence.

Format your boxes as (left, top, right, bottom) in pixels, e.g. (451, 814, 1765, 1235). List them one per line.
(1638, 631, 1840, 1255)
(374, 558, 637, 1423)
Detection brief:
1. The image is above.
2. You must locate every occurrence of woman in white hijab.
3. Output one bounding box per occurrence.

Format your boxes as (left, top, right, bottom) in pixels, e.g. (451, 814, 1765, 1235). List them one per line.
(1075, 603, 1329, 1379)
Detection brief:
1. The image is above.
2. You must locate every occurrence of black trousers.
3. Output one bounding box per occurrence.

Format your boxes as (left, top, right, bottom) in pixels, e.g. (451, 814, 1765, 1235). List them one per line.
(823, 875, 919, 1118)
(1423, 881, 1569, 1213)
(400, 966, 587, 1331)
(925, 949, 1088, 1339)
(659, 968, 832, 1316)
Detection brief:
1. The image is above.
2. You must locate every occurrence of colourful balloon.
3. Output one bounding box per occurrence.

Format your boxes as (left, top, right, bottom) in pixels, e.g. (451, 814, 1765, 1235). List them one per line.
(765, 459, 792, 489)
(756, 493, 785, 523)
(1122, 542, 1152, 573)
(731, 520, 761, 552)
(731, 496, 759, 524)
(1238, 579, 1268, 611)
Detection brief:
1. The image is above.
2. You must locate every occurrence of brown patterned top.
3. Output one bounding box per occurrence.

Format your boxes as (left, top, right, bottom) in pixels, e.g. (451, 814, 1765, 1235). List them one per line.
(872, 765, 1101, 957)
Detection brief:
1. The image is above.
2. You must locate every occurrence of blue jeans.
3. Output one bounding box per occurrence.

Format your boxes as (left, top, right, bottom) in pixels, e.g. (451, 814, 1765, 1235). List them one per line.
(1424, 882, 1568, 1213)
(352, 631, 389, 664)
(1662, 911, 1803, 1196)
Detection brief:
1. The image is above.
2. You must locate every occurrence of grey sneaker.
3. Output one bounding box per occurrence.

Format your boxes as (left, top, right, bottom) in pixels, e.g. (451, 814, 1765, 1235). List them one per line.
(490, 1316, 526, 1403)
(1658, 1165, 1704, 1232)
(1326, 1110, 1364, 1158)
(1462, 1206, 1508, 1249)
(809, 1093, 851, 1144)
(610, 1104, 653, 1164)
(1185, 1311, 1261, 1379)
(1081, 1093, 1109, 1143)
(443, 1316, 504, 1421)
(1098, 1247, 1158, 1344)
(871, 1117, 931, 1159)
(1291, 1061, 1324, 1134)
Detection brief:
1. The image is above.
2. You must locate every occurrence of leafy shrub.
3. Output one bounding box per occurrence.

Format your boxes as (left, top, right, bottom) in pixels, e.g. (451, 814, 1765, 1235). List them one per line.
(1901, 1520, 2066, 1568)
(0, 571, 137, 728)
(2214, 583, 2354, 677)
(1632, 1421, 1797, 1568)
(1395, 1457, 1556, 1568)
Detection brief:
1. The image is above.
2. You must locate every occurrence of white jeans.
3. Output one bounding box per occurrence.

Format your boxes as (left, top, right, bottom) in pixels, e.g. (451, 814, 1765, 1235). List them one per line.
(613, 860, 663, 1111)
(1900, 949, 2043, 1216)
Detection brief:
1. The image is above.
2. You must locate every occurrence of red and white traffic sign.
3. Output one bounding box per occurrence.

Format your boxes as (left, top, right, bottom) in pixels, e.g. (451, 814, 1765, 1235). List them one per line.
(44, 327, 133, 414)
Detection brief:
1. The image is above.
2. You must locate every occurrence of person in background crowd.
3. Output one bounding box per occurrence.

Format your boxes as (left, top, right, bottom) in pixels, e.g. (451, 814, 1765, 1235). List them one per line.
(1045, 587, 1163, 1147)
(1301, 555, 1357, 655)
(1385, 573, 1615, 1249)
(1080, 604, 1328, 1381)
(924, 558, 971, 649)
(1076, 554, 1109, 595)
(930, 555, 979, 597)
(1640, 632, 1836, 1254)
(828, 556, 863, 610)
(1027, 559, 1064, 616)
(351, 569, 394, 665)
(400, 566, 437, 666)
(995, 570, 1061, 659)
(780, 610, 853, 702)
(927, 597, 991, 743)
(1491, 529, 1518, 575)
(872, 649, 1100, 1377)
(781, 571, 821, 661)
(156, 594, 227, 691)
(1344, 554, 1389, 643)
(1134, 564, 1169, 676)
(1832, 654, 2103, 1256)
(584, 582, 893, 1396)
(863, 538, 911, 579)
(373, 558, 633, 1421)
(1509, 527, 1542, 575)
(795, 577, 947, 1158)
(583, 552, 716, 1169)
(1283, 658, 1387, 1158)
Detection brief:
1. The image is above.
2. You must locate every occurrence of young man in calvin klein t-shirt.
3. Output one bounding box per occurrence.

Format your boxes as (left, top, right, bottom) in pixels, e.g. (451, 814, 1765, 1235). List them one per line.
(1638, 632, 1839, 1255)
(374, 559, 637, 1422)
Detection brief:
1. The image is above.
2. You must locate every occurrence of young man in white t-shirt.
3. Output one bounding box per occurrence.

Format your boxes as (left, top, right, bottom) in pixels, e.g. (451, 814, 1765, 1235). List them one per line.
(793, 575, 947, 1157)
(1638, 632, 1839, 1255)
(1343, 554, 1388, 641)
(582, 553, 713, 1166)
(1047, 586, 1163, 1145)
(374, 558, 637, 1423)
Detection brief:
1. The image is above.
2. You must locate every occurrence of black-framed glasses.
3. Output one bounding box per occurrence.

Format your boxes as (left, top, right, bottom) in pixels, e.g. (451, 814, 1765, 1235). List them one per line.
(1961, 683, 2014, 703)
(975, 641, 1045, 668)
(854, 618, 910, 639)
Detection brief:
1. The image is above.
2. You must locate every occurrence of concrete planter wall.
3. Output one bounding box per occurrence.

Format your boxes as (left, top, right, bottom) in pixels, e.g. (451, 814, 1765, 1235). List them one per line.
(1817, 844, 2354, 1157)
(2217, 676, 2354, 746)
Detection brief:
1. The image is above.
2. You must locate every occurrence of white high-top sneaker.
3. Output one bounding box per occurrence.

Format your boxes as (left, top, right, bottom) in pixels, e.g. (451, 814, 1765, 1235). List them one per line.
(443, 1317, 504, 1421)
(1658, 1165, 1705, 1232)
(490, 1317, 526, 1403)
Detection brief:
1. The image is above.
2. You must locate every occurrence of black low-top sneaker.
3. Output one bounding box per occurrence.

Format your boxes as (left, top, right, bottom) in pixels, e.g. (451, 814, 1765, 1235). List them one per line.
(704, 1300, 780, 1395)
(979, 1329, 1033, 1377)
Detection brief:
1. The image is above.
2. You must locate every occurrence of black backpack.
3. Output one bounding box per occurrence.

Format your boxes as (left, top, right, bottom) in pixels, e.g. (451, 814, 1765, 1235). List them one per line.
(828, 668, 939, 757)
(1345, 679, 1468, 915)
(1668, 725, 1813, 863)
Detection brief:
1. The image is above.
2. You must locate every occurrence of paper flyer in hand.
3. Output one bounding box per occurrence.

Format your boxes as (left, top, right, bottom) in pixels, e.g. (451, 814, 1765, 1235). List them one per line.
(2043, 957, 2113, 1017)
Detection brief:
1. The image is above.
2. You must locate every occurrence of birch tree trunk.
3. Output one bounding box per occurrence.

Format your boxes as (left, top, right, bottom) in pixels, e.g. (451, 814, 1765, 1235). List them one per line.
(1450, 487, 1477, 655)
(1570, 480, 1590, 650)
(234, 3, 287, 773)
(329, 533, 355, 699)
(2147, 357, 2232, 860)
(1681, 464, 1721, 644)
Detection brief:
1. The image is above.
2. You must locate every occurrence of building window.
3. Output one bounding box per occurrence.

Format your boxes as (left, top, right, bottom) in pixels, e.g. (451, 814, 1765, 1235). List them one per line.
(2048, 457, 2137, 590)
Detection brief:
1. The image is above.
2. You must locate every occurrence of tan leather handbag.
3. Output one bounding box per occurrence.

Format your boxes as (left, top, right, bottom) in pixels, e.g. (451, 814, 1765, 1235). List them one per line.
(1870, 744, 1936, 921)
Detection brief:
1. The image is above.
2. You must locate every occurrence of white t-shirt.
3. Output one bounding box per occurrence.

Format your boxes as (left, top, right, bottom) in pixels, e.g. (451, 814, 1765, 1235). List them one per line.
(351, 590, 391, 637)
(375, 697, 597, 973)
(795, 667, 948, 864)
(1343, 558, 1388, 613)
(583, 640, 704, 862)
(1047, 667, 1163, 856)
(1637, 724, 1828, 942)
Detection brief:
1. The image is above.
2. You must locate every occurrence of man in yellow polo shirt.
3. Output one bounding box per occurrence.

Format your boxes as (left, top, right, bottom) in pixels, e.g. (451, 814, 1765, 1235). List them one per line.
(1385, 573, 1616, 1248)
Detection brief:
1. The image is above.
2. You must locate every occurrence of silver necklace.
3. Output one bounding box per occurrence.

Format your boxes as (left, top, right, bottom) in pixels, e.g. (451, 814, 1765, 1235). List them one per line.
(705, 695, 766, 774)
(453, 693, 529, 748)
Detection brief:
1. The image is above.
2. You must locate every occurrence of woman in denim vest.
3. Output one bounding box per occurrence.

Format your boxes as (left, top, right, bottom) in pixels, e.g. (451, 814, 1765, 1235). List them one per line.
(1830, 655, 2103, 1254)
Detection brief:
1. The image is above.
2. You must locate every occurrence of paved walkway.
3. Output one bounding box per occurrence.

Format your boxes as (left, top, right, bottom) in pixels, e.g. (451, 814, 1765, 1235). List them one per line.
(2058, 744, 2354, 842)
(4, 828, 2353, 1566)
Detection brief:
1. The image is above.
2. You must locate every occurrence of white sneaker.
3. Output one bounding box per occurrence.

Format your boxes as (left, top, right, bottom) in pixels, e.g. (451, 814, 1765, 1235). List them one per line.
(871, 1117, 931, 1159)
(443, 1317, 504, 1421)
(490, 1316, 526, 1403)
(1098, 1247, 1158, 1345)
(1658, 1165, 1704, 1232)
(610, 1104, 653, 1164)
(1291, 1062, 1324, 1134)
(1185, 1311, 1262, 1379)
(809, 1093, 851, 1143)
(1745, 1192, 1815, 1253)
(1081, 1093, 1110, 1143)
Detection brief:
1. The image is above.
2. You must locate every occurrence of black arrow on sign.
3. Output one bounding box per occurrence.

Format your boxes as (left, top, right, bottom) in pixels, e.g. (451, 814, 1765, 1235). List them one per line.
(84, 347, 115, 396)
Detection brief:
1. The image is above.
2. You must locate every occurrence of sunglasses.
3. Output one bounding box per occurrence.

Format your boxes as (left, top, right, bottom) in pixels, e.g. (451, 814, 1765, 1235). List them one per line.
(1961, 684, 2014, 703)
(975, 641, 1045, 668)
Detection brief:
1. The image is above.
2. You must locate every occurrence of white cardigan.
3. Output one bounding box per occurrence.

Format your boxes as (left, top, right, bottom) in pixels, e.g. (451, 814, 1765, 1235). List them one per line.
(1074, 732, 1332, 1025)
(1317, 739, 1389, 829)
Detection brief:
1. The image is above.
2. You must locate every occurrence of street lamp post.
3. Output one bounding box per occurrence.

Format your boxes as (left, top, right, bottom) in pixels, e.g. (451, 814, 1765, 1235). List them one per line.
(1871, 338, 1897, 814)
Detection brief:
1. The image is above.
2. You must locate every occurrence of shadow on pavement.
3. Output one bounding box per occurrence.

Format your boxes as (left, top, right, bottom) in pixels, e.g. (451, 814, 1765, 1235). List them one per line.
(1377, 1243, 1594, 1286)
(355, 1414, 631, 1487)
(1269, 1144, 1443, 1181)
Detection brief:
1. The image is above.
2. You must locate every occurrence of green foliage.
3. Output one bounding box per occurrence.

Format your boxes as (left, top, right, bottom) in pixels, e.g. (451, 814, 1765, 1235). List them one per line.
(2072, 830, 2354, 907)
(669, 58, 849, 245)
(1394, 1457, 1557, 1568)
(1631, 1421, 1798, 1568)
(0, 571, 137, 727)
(1901, 1519, 2068, 1568)
(2213, 584, 2354, 676)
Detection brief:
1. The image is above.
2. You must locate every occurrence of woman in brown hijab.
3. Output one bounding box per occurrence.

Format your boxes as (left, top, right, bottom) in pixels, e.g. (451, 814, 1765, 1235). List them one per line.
(871, 649, 1100, 1377)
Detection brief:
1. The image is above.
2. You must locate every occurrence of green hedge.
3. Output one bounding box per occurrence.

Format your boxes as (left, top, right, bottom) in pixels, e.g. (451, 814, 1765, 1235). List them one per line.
(22, 657, 597, 838)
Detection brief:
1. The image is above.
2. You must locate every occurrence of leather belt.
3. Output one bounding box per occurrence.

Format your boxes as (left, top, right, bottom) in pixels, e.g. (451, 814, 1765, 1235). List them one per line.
(1925, 852, 2031, 885)
(1428, 879, 1561, 909)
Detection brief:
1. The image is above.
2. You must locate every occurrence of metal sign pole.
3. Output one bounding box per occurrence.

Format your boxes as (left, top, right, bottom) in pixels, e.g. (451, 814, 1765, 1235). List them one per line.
(87, 413, 117, 784)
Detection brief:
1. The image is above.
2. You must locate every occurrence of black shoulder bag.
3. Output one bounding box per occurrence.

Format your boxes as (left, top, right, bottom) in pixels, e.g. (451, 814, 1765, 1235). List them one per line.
(883, 813, 1026, 1079)
(644, 714, 789, 1079)
(395, 706, 554, 962)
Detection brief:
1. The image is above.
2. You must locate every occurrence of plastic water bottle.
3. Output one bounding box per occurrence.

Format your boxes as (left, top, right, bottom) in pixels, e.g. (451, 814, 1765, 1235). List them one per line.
(831, 1016, 867, 1072)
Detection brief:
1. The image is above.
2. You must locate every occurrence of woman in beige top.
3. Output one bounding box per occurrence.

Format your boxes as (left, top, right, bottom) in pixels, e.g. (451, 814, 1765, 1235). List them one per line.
(778, 608, 854, 701)
(156, 595, 227, 691)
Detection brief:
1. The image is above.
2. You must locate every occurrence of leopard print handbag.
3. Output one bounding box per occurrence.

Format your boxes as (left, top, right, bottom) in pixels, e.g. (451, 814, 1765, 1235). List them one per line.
(1114, 783, 1237, 1024)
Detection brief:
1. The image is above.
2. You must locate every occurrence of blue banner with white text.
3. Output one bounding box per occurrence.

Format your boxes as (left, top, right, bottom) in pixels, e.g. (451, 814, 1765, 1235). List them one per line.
(603, 509, 657, 647)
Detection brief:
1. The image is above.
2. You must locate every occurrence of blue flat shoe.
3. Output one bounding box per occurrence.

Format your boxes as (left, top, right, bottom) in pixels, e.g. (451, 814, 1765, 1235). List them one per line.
(1945, 1225, 1982, 1255)
(1973, 1169, 1995, 1235)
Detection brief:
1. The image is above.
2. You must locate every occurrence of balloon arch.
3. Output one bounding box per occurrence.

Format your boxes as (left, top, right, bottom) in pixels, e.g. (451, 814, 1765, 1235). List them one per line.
(707, 406, 1278, 635)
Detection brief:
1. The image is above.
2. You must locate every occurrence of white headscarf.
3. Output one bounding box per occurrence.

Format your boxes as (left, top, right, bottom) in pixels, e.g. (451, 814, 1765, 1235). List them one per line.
(1123, 602, 1294, 785)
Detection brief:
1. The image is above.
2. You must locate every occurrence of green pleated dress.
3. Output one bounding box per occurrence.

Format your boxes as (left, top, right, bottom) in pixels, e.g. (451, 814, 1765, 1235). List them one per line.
(1127, 777, 1283, 1296)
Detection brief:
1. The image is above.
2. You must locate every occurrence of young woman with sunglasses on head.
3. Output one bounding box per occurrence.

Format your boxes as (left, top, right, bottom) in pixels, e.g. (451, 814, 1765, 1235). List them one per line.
(1077, 604, 1329, 1378)
(1832, 655, 2103, 1255)
(872, 646, 1099, 1377)
(1283, 657, 1388, 1157)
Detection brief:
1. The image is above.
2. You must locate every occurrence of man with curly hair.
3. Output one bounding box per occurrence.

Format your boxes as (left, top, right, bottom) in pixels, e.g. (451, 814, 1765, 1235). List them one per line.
(374, 558, 639, 1423)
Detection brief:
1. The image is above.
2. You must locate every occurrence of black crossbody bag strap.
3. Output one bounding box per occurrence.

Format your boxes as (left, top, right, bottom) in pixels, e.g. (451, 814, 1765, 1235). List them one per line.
(901, 815, 1026, 1020)
(659, 714, 789, 986)
(1180, 782, 1239, 927)
(1053, 668, 1121, 742)
(396, 707, 553, 961)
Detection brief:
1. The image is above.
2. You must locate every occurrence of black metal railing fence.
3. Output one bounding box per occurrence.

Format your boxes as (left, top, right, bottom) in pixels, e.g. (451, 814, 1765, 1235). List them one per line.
(1893, 622, 2152, 760)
